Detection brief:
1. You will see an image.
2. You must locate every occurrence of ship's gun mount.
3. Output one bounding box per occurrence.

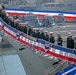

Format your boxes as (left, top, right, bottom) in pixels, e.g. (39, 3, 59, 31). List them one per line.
(41, 16, 54, 27)
(55, 14, 64, 25)
(19, 13, 43, 28)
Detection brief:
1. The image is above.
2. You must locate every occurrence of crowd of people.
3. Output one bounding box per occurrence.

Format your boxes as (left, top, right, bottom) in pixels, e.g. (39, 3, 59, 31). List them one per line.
(0, 3, 76, 49)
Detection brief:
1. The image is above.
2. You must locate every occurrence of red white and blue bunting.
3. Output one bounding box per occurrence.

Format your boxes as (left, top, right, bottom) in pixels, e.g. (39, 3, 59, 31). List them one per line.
(5, 8, 76, 19)
(0, 17, 76, 63)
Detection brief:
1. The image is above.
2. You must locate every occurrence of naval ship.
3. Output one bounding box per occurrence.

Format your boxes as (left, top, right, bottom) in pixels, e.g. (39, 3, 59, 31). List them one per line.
(4, 0, 76, 12)
(5, 0, 76, 21)
(0, 0, 76, 75)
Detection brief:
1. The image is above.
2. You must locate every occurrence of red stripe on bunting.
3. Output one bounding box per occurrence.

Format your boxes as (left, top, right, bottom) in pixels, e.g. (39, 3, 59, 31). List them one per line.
(64, 16, 76, 20)
(1, 26, 29, 46)
(34, 14, 46, 17)
(6, 12, 26, 16)
(47, 50, 76, 62)
(6, 11, 76, 19)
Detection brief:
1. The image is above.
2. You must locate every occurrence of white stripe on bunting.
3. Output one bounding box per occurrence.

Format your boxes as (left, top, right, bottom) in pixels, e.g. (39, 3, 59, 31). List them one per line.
(60, 50, 63, 56)
(25, 38, 29, 43)
(49, 48, 53, 52)
(0, 21, 2, 25)
(28, 39, 32, 45)
(22, 37, 25, 41)
(4, 26, 8, 31)
(20, 36, 23, 39)
(35, 42, 39, 46)
(4, 27, 12, 34)
(62, 51, 68, 57)
(64, 14, 74, 17)
(55, 49, 60, 54)
(4, 27, 17, 37)
(6, 10, 16, 13)
(11, 31, 16, 36)
(6, 10, 74, 17)
(15, 11, 26, 13)
(41, 43, 45, 49)
(0, 21, 3, 26)
(37, 42, 40, 47)
(49, 47, 76, 60)
(73, 54, 76, 59)
(62, 67, 76, 75)
(52, 48, 56, 53)
(32, 41, 35, 45)
(68, 53, 71, 57)
(70, 53, 73, 58)
(47, 13, 58, 16)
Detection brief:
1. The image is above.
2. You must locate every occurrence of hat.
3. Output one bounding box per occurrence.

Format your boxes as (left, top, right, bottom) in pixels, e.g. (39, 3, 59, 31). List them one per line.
(34, 28, 39, 30)
(68, 32, 71, 35)
(33, 28, 36, 30)
(68, 34, 72, 36)
(49, 32, 53, 34)
(0, 6, 2, 9)
(31, 26, 34, 28)
(57, 33, 60, 34)
(40, 28, 43, 30)
(15, 19, 20, 22)
(45, 31, 48, 32)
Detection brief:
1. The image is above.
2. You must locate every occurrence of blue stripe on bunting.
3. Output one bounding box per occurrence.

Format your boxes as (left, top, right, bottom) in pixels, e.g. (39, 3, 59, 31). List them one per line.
(37, 39, 76, 54)
(6, 8, 76, 14)
(53, 45, 76, 54)
(36, 39, 45, 44)
(55, 64, 76, 75)
(0, 18, 17, 33)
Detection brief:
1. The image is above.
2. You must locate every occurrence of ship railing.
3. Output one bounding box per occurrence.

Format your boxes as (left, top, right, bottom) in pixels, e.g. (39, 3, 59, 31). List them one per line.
(5, 8, 76, 20)
(0, 17, 76, 63)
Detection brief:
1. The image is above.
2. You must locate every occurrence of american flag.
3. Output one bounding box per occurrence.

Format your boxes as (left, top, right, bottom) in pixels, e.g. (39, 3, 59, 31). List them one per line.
(44, 42, 54, 53)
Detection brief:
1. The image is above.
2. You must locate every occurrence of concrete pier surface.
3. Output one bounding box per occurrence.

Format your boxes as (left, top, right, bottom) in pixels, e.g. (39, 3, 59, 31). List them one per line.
(0, 49, 26, 75)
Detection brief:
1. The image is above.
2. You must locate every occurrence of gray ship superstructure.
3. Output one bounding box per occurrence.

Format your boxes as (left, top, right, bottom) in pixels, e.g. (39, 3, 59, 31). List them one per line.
(2, 0, 76, 11)
(36, 0, 76, 11)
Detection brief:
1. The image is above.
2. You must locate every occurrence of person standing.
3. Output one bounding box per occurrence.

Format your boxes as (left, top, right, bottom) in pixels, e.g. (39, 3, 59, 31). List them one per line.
(67, 34, 74, 49)
(36, 28, 40, 38)
(40, 28, 45, 40)
(57, 33, 63, 46)
(24, 25, 27, 34)
(28, 26, 32, 35)
(1, 3, 5, 10)
(45, 31, 49, 42)
(49, 32, 55, 44)
(31, 28, 37, 38)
